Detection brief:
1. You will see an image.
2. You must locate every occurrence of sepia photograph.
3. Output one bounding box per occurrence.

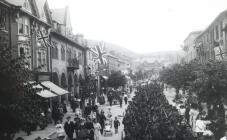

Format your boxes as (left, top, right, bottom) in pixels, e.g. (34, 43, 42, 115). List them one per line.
(1, 0, 227, 140)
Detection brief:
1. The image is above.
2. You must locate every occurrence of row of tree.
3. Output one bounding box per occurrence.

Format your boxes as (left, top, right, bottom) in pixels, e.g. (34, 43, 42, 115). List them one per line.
(159, 60, 227, 106)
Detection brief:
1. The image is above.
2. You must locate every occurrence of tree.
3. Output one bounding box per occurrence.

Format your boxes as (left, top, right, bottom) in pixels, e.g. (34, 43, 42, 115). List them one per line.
(108, 71, 127, 89)
(159, 62, 198, 98)
(0, 46, 48, 139)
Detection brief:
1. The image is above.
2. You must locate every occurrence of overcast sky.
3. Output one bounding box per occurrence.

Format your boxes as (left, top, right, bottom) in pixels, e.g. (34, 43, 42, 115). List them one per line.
(48, 0, 227, 54)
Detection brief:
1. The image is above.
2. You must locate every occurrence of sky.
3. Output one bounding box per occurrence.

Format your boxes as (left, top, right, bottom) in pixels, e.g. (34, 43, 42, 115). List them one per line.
(48, 0, 227, 54)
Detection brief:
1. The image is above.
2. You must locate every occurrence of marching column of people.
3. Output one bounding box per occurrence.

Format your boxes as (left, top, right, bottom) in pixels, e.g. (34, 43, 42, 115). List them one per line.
(123, 81, 195, 140)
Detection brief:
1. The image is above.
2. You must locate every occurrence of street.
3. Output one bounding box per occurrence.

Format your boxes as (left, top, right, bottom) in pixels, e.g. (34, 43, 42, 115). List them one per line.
(14, 92, 134, 140)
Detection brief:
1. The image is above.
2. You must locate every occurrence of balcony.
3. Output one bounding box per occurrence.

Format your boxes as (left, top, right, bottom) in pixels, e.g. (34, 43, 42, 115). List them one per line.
(67, 58, 79, 71)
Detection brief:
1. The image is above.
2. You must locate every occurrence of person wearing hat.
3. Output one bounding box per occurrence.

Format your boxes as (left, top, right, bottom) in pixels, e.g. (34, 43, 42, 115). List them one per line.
(64, 116, 74, 140)
(99, 110, 106, 135)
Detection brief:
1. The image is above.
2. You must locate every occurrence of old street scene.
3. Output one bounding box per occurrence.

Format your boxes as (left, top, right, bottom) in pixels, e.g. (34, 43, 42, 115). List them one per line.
(2, 0, 227, 140)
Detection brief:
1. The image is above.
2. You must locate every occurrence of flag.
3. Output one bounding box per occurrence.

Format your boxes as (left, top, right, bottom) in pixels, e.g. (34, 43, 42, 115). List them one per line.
(90, 41, 107, 65)
(36, 30, 51, 47)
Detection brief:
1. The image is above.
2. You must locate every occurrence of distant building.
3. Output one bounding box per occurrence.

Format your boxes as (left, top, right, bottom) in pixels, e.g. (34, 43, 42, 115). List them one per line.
(107, 54, 118, 74)
(183, 31, 202, 63)
(195, 10, 227, 63)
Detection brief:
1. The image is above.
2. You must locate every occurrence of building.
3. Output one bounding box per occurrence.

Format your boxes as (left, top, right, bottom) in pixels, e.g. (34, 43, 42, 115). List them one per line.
(195, 10, 227, 63)
(183, 31, 202, 63)
(0, 0, 90, 103)
(50, 6, 87, 101)
(0, 1, 12, 48)
(2, 0, 55, 80)
(106, 54, 118, 74)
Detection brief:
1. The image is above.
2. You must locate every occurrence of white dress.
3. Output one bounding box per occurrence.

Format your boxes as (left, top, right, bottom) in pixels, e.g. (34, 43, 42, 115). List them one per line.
(94, 122, 101, 140)
(55, 124, 65, 137)
(189, 109, 199, 132)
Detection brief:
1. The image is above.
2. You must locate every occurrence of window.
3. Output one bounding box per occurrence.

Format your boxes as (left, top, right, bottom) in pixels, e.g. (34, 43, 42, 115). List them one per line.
(18, 15, 30, 35)
(0, 8, 7, 30)
(51, 41, 58, 59)
(78, 52, 83, 65)
(215, 25, 219, 40)
(74, 50, 77, 58)
(61, 45, 65, 61)
(66, 48, 72, 61)
(220, 21, 223, 38)
(18, 17, 23, 34)
(38, 51, 42, 66)
(18, 44, 31, 69)
(24, 18, 29, 35)
(37, 49, 47, 68)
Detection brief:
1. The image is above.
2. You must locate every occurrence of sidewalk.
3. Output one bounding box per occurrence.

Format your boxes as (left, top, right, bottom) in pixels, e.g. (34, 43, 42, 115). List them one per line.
(99, 91, 135, 140)
(14, 91, 135, 140)
(14, 106, 76, 140)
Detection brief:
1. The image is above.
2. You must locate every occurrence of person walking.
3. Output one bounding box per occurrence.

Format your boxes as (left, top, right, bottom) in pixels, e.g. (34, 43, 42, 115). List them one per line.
(64, 116, 74, 140)
(99, 110, 106, 135)
(114, 117, 120, 134)
(119, 96, 123, 108)
(124, 94, 128, 105)
(74, 115, 80, 139)
(93, 119, 101, 140)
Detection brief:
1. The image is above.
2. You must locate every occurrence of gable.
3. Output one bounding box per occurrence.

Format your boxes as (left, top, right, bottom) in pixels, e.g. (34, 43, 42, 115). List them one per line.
(22, 0, 32, 13)
(35, 0, 52, 24)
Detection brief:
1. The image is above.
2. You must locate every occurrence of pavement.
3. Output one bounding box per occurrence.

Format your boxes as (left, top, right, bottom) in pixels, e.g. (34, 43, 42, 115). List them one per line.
(14, 91, 135, 140)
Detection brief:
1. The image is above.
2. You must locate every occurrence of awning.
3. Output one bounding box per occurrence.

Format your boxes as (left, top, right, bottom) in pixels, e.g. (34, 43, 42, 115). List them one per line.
(41, 81, 69, 95)
(36, 89, 58, 98)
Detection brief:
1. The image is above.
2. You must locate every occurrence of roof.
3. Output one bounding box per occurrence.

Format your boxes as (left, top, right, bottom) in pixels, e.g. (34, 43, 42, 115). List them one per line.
(50, 30, 85, 50)
(196, 9, 227, 39)
(184, 31, 202, 43)
(4, 0, 25, 6)
(5, 0, 52, 25)
(51, 8, 66, 24)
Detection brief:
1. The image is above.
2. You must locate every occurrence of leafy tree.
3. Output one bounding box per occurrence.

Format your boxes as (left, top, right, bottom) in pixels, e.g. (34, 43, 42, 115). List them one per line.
(159, 61, 199, 97)
(108, 71, 127, 89)
(0, 46, 48, 139)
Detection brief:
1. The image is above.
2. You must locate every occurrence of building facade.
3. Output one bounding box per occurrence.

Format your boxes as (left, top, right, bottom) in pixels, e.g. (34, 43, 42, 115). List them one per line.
(50, 6, 87, 101)
(3, 0, 54, 78)
(1, 0, 88, 103)
(195, 10, 227, 63)
(183, 31, 202, 63)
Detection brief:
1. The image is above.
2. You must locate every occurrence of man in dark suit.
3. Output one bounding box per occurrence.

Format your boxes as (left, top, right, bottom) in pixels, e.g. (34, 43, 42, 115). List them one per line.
(64, 116, 74, 140)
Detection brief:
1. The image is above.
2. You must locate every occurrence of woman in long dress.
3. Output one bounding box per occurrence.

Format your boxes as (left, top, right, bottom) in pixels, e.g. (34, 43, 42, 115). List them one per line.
(93, 119, 102, 140)
(189, 104, 199, 135)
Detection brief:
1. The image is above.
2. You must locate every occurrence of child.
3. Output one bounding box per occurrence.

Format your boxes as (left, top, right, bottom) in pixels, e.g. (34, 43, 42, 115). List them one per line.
(114, 117, 120, 134)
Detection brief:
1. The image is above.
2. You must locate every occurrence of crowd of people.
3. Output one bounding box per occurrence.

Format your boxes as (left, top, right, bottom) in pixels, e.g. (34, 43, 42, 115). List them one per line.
(182, 98, 226, 140)
(123, 81, 195, 140)
(107, 88, 128, 107)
